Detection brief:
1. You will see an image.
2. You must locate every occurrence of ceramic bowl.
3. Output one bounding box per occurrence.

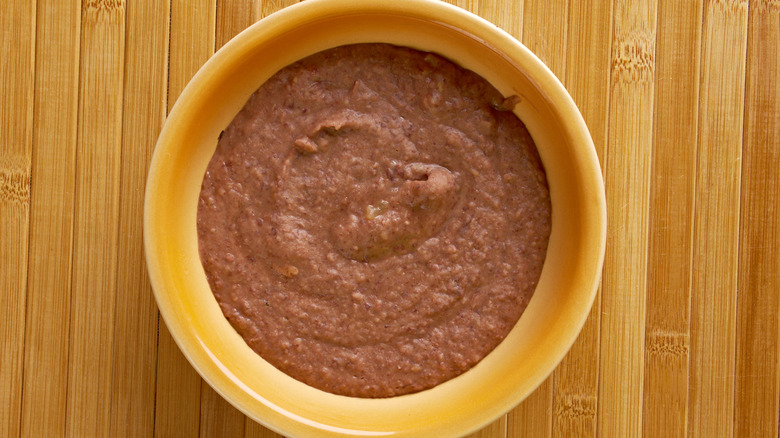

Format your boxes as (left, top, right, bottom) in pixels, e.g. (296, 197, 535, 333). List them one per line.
(145, 0, 606, 436)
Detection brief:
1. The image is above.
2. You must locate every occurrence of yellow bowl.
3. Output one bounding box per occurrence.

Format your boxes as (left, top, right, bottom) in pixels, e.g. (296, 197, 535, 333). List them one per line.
(145, 0, 606, 436)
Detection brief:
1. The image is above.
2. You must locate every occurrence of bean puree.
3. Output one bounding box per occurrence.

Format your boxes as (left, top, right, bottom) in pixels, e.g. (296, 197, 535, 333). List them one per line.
(197, 43, 551, 398)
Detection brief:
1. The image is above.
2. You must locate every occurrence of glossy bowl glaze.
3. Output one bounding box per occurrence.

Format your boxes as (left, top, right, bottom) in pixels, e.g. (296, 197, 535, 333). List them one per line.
(144, 0, 606, 436)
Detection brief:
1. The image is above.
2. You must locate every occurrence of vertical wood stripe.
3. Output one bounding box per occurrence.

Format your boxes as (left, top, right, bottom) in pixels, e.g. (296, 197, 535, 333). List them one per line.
(444, 0, 481, 15)
(521, 0, 569, 77)
(687, 1, 749, 437)
(468, 414, 508, 438)
(154, 328, 203, 438)
(552, 1, 613, 436)
(109, 0, 170, 435)
(254, 0, 301, 22)
(199, 385, 247, 438)
(20, 0, 80, 436)
(244, 420, 288, 438)
(66, 1, 126, 437)
(153, 0, 216, 437)
(244, 417, 286, 438)
(642, 0, 703, 436)
(216, 0, 254, 49)
(477, 0, 523, 39)
(598, 0, 657, 436)
(0, 0, 35, 437)
(734, 1, 780, 436)
(508, 382, 553, 438)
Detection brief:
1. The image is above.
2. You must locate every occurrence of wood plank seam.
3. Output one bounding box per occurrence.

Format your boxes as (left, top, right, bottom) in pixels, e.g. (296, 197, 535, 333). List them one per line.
(729, 0, 750, 435)
(684, 3, 707, 430)
(685, 1, 707, 432)
(642, 4, 661, 436)
(638, 5, 663, 438)
(60, 3, 87, 432)
(107, 1, 129, 430)
(61, 1, 93, 433)
(147, 2, 176, 435)
(728, 15, 748, 427)
(593, 3, 617, 438)
(157, 35, 170, 432)
(549, 0, 569, 417)
(107, 0, 128, 428)
(163, 0, 173, 121)
(731, 1, 751, 435)
(16, 0, 38, 432)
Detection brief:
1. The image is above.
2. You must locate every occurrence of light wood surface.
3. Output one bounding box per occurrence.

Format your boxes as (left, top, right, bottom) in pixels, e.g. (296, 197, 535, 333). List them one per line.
(2, 0, 778, 437)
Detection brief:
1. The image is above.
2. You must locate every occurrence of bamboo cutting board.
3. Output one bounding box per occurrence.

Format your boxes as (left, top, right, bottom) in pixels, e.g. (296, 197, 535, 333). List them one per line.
(2, 0, 778, 437)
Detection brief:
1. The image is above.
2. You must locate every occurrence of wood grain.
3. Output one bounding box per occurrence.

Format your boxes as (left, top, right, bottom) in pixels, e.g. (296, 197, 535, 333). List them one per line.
(66, 1, 126, 436)
(154, 329, 202, 438)
(687, 1, 749, 437)
(200, 385, 247, 438)
(3, 0, 780, 437)
(508, 382, 553, 438)
(109, 0, 169, 435)
(477, 0, 522, 39)
(642, 0, 703, 436)
(0, 0, 35, 436)
(552, 1, 613, 436)
(467, 414, 508, 438)
(521, 0, 569, 76)
(598, 0, 657, 436)
(216, 0, 254, 49)
(153, 0, 215, 436)
(734, 1, 780, 436)
(444, 0, 481, 15)
(254, 0, 300, 21)
(20, 0, 80, 436)
(245, 418, 286, 438)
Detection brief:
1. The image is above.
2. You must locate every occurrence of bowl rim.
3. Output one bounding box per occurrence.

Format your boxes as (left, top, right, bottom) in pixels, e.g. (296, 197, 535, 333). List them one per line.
(145, 0, 606, 436)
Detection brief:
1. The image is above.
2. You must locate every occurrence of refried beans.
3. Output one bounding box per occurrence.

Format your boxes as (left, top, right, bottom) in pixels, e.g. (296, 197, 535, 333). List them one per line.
(197, 43, 551, 398)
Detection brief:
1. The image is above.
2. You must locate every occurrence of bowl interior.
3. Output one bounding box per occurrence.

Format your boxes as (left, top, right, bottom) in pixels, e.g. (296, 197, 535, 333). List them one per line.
(145, 1, 606, 437)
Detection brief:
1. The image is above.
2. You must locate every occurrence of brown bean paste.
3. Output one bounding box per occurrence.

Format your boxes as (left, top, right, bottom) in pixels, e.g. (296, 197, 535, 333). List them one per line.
(197, 43, 551, 398)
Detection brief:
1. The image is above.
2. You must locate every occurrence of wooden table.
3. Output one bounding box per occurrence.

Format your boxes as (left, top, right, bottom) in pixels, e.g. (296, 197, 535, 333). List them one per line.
(2, 0, 778, 437)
